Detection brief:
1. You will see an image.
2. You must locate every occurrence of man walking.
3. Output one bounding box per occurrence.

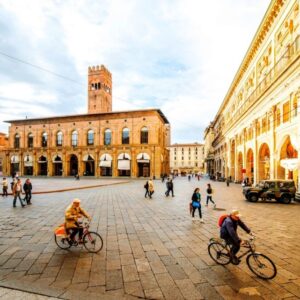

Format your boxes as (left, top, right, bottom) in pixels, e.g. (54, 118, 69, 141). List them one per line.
(165, 178, 174, 197)
(23, 178, 32, 204)
(13, 178, 25, 207)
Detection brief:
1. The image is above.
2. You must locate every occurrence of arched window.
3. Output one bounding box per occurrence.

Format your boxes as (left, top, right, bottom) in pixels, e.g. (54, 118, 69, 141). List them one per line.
(71, 131, 78, 147)
(42, 132, 47, 147)
(104, 129, 112, 145)
(56, 131, 63, 146)
(122, 128, 129, 144)
(87, 130, 94, 145)
(28, 133, 34, 148)
(14, 133, 20, 149)
(140, 127, 148, 144)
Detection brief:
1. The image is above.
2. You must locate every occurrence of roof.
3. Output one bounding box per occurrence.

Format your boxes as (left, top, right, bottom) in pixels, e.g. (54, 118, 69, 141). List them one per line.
(4, 108, 169, 125)
(170, 143, 204, 147)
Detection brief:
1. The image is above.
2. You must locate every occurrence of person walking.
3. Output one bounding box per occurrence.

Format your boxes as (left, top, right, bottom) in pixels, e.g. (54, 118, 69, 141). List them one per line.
(165, 178, 174, 197)
(148, 179, 154, 199)
(2, 177, 8, 197)
(144, 180, 150, 198)
(188, 174, 191, 181)
(226, 177, 230, 187)
(206, 183, 216, 208)
(191, 188, 204, 222)
(13, 178, 25, 207)
(23, 178, 32, 205)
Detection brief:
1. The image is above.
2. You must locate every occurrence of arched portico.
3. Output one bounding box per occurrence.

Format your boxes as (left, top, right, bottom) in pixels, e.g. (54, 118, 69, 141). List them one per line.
(258, 143, 270, 180)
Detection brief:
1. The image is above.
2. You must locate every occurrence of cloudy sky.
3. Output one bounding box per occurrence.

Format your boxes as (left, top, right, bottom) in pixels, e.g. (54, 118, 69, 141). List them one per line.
(0, 0, 270, 143)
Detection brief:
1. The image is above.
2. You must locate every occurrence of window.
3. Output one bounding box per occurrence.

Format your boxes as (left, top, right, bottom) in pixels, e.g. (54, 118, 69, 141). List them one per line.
(87, 130, 94, 145)
(104, 129, 112, 145)
(28, 133, 33, 148)
(122, 128, 129, 144)
(293, 95, 298, 117)
(182, 156, 184, 160)
(140, 127, 148, 144)
(56, 131, 63, 146)
(42, 132, 47, 147)
(72, 131, 78, 147)
(174, 156, 176, 160)
(276, 109, 281, 127)
(14, 134, 20, 148)
(283, 101, 290, 123)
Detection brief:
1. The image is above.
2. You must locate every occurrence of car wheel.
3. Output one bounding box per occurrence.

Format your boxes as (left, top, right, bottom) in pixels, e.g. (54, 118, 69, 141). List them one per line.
(280, 195, 291, 204)
(249, 194, 258, 202)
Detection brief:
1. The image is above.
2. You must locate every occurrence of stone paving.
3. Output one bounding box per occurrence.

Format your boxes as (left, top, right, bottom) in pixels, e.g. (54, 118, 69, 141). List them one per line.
(0, 177, 299, 299)
(1, 177, 128, 194)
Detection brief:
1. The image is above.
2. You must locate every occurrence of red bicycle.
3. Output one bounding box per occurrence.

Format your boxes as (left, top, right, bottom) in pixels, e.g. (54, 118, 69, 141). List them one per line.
(54, 221, 103, 253)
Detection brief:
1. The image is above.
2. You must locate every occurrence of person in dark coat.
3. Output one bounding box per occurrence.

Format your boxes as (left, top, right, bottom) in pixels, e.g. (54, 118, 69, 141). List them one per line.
(23, 178, 32, 205)
(165, 178, 174, 197)
(191, 188, 204, 222)
(144, 180, 150, 198)
(220, 210, 251, 264)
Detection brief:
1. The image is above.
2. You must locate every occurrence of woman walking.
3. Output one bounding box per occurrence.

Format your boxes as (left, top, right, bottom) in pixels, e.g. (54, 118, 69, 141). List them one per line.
(13, 178, 25, 208)
(206, 183, 216, 208)
(148, 179, 154, 199)
(191, 188, 204, 223)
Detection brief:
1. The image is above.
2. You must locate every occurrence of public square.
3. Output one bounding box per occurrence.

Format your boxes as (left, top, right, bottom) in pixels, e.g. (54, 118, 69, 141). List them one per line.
(0, 178, 299, 300)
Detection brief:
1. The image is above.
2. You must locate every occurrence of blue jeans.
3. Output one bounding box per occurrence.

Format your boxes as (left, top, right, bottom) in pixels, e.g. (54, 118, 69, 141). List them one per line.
(13, 191, 24, 207)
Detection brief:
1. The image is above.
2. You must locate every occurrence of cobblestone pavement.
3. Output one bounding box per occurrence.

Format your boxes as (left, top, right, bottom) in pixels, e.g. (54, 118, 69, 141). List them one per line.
(0, 178, 299, 299)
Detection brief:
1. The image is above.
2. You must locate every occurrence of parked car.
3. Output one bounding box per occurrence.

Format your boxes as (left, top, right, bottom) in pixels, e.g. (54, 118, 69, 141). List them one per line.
(243, 180, 296, 204)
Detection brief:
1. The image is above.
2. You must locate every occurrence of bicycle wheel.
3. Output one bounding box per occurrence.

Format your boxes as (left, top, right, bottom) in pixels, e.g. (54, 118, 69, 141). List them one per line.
(83, 231, 103, 253)
(208, 242, 231, 265)
(54, 234, 71, 250)
(246, 253, 277, 279)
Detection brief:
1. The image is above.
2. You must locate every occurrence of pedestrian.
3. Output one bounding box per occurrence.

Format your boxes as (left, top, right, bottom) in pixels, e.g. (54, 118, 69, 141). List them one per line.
(226, 177, 230, 187)
(144, 180, 150, 198)
(206, 183, 216, 208)
(148, 179, 154, 199)
(13, 178, 25, 207)
(10, 177, 16, 192)
(2, 177, 8, 197)
(165, 178, 174, 197)
(188, 174, 191, 181)
(23, 178, 32, 205)
(191, 188, 204, 222)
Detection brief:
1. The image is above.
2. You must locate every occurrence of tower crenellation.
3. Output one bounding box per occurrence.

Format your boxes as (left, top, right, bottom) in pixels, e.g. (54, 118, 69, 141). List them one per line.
(88, 64, 112, 114)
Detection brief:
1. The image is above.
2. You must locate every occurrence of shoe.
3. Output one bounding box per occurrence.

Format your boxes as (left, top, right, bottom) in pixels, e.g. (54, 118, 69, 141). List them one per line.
(13, 206, 16, 208)
(213, 204, 216, 209)
(200, 219, 204, 223)
(231, 257, 241, 265)
(21, 205, 25, 208)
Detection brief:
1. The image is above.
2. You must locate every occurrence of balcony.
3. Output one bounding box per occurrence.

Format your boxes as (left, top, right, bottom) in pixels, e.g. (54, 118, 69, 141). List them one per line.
(212, 132, 224, 148)
(225, 35, 300, 132)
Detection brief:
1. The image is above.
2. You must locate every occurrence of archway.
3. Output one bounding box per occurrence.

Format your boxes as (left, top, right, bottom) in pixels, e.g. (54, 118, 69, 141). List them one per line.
(24, 154, 33, 176)
(137, 152, 150, 177)
(237, 152, 243, 182)
(38, 155, 48, 176)
(70, 154, 78, 176)
(10, 155, 20, 176)
(258, 143, 270, 180)
(99, 154, 112, 176)
(246, 148, 254, 184)
(53, 154, 63, 176)
(118, 153, 131, 176)
(278, 136, 298, 181)
(83, 154, 95, 176)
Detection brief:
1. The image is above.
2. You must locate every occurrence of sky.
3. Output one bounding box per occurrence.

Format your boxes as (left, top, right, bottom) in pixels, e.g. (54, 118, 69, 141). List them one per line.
(0, 0, 270, 143)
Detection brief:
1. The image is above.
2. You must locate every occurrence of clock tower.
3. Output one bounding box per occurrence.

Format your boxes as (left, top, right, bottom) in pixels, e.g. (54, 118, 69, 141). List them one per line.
(88, 65, 112, 114)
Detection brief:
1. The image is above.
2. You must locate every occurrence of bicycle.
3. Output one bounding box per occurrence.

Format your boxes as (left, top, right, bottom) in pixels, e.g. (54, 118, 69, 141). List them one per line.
(208, 235, 277, 279)
(54, 221, 103, 253)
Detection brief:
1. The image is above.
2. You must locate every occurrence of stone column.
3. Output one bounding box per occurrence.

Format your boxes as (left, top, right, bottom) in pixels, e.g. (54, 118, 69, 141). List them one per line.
(47, 150, 52, 176)
(113, 148, 118, 177)
(131, 148, 136, 178)
(269, 106, 276, 179)
(234, 135, 238, 181)
(253, 120, 258, 184)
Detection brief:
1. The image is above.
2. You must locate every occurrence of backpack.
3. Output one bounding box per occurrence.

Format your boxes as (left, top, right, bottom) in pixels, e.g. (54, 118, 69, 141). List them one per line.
(218, 214, 229, 227)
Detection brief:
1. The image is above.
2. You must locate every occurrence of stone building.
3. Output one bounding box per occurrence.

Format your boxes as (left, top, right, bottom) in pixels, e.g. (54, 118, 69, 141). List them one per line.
(3, 65, 170, 178)
(0, 133, 8, 176)
(204, 0, 300, 193)
(169, 143, 204, 175)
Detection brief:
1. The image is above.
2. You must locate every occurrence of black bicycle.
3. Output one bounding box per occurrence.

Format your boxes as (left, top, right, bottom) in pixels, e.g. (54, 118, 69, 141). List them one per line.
(208, 235, 277, 279)
(54, 221, 103, 253)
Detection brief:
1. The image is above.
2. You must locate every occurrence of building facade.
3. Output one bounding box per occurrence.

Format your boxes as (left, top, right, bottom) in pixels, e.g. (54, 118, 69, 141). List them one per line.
(204, 0, 300, 192)
(169, 143, 205, 175)
(3, 65, 170, 178)
(0, 133, 8, 176)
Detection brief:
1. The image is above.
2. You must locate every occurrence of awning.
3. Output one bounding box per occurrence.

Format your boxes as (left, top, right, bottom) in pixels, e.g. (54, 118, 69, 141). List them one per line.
(100, 160, 112, 168)
(83, 154, 94, 161)
(38, 156, 47, 163)
(11, 155, 19, 163)
(100, 153, 113, 161)
(118, 153, 131, 160)
(24, 155, 33, 167)
(280, 158, 299, 171)
(118, 160, 130, 170)
(136, 153, 150, 160)
(137, 159, 150, 163)
(52, 154, 62, 163)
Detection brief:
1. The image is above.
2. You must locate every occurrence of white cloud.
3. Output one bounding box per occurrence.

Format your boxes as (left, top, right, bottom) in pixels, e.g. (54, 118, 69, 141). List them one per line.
(0, 0, 270, 143)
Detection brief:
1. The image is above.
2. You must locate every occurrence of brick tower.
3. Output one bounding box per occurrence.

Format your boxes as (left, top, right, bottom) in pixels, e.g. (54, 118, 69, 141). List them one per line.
(88, 65, 112, 114)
